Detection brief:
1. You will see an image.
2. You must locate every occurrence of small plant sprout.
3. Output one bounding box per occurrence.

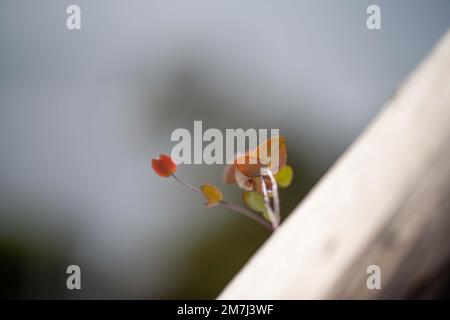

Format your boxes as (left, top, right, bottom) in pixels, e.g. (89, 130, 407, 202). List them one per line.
(151, 136, 294, 231)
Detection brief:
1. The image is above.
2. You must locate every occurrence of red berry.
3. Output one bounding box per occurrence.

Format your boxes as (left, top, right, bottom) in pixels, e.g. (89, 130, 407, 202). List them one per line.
(151, 154, 177, 177)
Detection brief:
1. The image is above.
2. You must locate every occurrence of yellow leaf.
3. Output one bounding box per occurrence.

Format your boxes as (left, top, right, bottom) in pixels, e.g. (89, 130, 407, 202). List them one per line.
(243, 191, 266, 213)
(200, 184, 223, 207)
(274, 165, 294, 188)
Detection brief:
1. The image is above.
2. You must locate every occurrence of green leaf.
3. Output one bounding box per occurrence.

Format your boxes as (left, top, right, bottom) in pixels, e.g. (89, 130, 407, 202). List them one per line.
(274, 165, 294, 188)
(244, 191, 272, 223)
(243, 191, 266, 213)
(261, 209, 271, 222)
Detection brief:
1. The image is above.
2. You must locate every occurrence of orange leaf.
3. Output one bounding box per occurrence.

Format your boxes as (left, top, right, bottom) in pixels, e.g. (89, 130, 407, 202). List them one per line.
(222, 136, 288, 188)
(254, 136, 287, 174)
(151, 154, 177, 177)
(222, 163, 237, 184)
(235, 155, 263, 178)
(200, 184, 223, 207)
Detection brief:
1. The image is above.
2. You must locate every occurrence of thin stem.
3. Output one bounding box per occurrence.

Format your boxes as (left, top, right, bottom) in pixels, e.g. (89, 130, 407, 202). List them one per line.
(265, 169, 280, 225)
(219, 200, 273, 231)
(171, 173, 201, 193)
(260, 171, 279, 229)
(170, 173, 273, 231)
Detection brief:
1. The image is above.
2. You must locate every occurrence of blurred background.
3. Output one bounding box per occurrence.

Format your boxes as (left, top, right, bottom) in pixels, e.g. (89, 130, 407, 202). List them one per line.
(0, 0, 449, 299)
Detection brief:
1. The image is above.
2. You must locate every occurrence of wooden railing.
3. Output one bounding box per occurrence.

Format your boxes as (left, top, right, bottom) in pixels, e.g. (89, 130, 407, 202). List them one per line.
(219, 29, 450, 299)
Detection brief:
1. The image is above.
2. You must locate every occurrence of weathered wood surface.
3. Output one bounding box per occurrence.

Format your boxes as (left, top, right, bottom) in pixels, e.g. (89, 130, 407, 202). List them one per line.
(218, 29, 450, 299)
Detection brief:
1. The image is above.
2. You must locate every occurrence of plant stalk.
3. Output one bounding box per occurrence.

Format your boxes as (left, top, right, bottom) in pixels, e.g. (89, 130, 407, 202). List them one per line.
(170, 173, 273, 231)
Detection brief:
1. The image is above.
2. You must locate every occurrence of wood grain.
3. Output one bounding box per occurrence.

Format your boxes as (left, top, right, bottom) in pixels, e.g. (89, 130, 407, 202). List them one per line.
(218, 29, 450, 299)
